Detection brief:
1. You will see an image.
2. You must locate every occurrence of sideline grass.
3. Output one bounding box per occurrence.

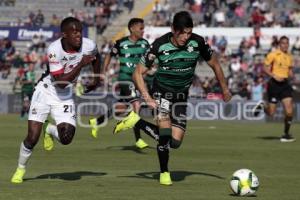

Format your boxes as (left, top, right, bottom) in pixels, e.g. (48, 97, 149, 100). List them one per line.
(0, 114, 299, 200)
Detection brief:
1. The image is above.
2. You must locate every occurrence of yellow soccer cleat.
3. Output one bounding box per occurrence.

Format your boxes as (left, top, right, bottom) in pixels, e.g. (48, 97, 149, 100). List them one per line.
(135, 138, 149, 149)
(11, 167, 26, 184)
(160, 172, 172, 186)
(89, 118, 99, 138)
(43, 120, 54, 151)
(113, 111, 140, 134)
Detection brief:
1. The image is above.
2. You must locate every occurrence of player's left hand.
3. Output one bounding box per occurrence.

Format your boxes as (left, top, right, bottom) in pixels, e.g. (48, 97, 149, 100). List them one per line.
(84, 82, 99, 93)
(222, 89, 232, 102)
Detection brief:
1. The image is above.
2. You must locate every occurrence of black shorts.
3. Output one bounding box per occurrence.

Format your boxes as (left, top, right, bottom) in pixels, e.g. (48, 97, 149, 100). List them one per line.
(267, 78, 293, 104)
(152, 81, 188, 132)
(118, 82, 139, 103)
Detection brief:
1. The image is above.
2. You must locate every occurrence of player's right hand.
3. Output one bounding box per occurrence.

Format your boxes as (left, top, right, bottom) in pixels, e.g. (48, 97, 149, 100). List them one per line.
(79, 55, 96, 67)
(222, 89, 232, 102)
(146, 97, 158, 109)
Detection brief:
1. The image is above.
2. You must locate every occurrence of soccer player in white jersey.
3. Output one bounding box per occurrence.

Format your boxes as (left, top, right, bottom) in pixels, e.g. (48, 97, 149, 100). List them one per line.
(11, 17, 101, 183)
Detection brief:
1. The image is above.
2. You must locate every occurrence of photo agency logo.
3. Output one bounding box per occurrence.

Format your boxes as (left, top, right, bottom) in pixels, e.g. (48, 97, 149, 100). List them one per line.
(52, 74, 265, 128)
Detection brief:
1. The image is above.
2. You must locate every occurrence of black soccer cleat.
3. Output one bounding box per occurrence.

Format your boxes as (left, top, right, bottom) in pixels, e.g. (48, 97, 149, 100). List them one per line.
(280, 134, 296, 142)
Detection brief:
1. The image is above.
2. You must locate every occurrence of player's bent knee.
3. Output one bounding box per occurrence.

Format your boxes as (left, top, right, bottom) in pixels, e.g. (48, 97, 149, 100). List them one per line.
(170, 138, 182, 149)
(23, 139, 35, 149)
(57, 124, 76, 145)
(25, 133, 40, 148)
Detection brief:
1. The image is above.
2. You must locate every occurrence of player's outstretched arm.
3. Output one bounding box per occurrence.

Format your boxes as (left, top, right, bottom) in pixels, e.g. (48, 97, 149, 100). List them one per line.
(207, 53, 232, 102)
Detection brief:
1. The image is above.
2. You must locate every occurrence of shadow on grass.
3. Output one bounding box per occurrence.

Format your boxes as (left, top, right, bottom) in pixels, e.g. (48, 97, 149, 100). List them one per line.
(106, 145, 155, 154)
(256, 136, 280, 140)
(24, 171, 107, 182)
(229, 194, 257, 197)
(119, 170, 225, 182)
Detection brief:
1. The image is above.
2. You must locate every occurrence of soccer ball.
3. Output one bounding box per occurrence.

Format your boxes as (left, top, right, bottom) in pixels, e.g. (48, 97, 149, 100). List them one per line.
(230, 169, 259, 196)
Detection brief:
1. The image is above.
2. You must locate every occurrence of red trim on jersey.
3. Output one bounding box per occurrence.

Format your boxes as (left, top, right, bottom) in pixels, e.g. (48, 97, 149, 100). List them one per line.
(65, 50, 78, 54)
(51, 68, 64, 75)
(49, 61, 60, 64)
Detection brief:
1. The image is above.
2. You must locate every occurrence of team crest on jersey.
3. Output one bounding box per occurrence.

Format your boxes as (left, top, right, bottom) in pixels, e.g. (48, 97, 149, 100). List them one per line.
(62, 56, 68, 61)
(48, 53, 56, 59)
(187, 46, 194, 52)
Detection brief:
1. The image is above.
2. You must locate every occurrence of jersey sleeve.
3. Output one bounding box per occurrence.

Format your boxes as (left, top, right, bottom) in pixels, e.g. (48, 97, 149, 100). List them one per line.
(140, 40, 159, 69)
(264, 52, 274, 66)
(47, 45, 64, 76)
(87, 40, 98, 56)
(110, 40, 120, 57)
(198, 36, 213, 61)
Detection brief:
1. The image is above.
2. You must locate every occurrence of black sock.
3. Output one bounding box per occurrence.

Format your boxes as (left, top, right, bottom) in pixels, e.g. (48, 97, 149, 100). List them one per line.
(133, 127, 141, 141)
(157, 128, 171, 173)
(284, 116, 293, 135)
(20, 109, 25, 117)
(96, 109, 112, 125)
(135, 119, 159, 141)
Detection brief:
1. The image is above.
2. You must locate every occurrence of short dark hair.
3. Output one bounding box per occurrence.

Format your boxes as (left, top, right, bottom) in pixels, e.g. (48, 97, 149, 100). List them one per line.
(60, 17, 81, 32)
(279, 36, 289, 42)
(128, 18, 144, 32)
(172, 11, 193, 32)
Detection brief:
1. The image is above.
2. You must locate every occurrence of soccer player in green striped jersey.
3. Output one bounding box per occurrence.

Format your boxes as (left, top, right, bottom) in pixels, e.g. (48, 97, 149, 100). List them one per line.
(114, 11, 232, 185)
(89, 18, 149, 149)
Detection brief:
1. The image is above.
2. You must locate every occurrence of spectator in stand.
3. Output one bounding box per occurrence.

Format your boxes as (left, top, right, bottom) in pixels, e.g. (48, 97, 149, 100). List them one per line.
(270, 35, 279, 51)
(251, 76, 264, 101)
(50, 14, 60, 27)
(253, 25, 261, 49)
(34, 10, 45, 27)
(292, 36, 300, 55)
(30, 34, 40, 52)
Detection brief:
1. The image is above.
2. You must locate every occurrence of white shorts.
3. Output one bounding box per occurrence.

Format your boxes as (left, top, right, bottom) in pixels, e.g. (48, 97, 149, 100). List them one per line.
(28, 83, 76, 127)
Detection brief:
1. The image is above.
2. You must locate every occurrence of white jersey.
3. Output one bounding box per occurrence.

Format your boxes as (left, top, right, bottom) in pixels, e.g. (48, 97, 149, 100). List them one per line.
(37, 37, 98, 99)
(28, 37, 98, 125)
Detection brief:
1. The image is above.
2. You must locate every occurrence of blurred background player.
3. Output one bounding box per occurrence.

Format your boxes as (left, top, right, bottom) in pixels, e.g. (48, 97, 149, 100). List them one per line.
(20, 63, 35, 119)
(11, 17, 101, 183)
(252, 36, 295, 142)
(113, 11, 232, 185)
(89, 18, 149, 149)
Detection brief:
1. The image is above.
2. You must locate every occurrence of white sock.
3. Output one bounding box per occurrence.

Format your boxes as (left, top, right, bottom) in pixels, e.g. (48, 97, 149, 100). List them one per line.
(46, 123, 61, 142)
(18, 142, 32, 169)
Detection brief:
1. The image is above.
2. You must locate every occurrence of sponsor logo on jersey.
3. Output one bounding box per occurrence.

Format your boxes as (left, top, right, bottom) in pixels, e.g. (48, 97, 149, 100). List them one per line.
(48, 53, 56, 59)
(69, 55, 77, 60)
(31, 108, 37, 115)
(162, 50, 169, 55)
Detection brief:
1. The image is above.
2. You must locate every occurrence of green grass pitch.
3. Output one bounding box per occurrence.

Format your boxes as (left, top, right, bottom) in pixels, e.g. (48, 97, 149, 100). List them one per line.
(0, 114, 299, 200)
